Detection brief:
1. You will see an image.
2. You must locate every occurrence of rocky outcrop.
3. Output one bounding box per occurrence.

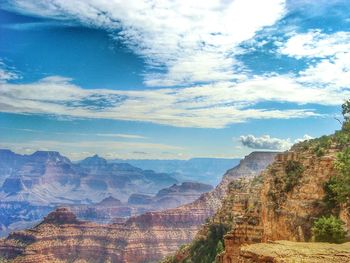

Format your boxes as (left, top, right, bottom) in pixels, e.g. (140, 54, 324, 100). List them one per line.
(98, 196, 122, 206)
(0, 152, 276, 263)
(42, 207, 80, 225)
(239, 240, 350, 262)
(260, 144, 350, 242)
(218, 142, 350, 263)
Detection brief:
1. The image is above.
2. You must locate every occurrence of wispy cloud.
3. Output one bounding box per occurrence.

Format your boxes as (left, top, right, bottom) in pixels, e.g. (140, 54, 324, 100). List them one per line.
(0, 76, 321, 128)
(279, 30, 350, 93)
(6, 0, 286, 86)
(279, 30, 350, 59)
(96, 133, 147, 139)
(0, 127, 147, 140)
(0, 139, 185, 160)
(0, 60, 20, 82)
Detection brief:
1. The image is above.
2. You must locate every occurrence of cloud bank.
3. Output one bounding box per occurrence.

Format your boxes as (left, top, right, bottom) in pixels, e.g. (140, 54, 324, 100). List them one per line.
(0, 75, 321, 128)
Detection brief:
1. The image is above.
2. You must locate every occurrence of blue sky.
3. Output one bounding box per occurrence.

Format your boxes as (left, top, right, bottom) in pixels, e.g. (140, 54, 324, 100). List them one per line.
(0, 0, 348, 160)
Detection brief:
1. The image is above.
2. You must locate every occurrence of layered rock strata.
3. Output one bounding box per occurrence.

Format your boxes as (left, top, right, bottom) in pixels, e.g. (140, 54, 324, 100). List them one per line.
(219, 143, 350, 262)
(0, 152, 277, 263)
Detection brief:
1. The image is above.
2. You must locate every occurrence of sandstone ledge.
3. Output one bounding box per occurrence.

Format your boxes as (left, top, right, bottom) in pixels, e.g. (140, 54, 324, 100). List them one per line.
(239, 240, 350, 262)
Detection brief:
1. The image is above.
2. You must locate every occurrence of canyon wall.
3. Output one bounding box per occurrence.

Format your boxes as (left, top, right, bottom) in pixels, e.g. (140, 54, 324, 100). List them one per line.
(0, 152, 277, 263)
(219, 142, 350, 263)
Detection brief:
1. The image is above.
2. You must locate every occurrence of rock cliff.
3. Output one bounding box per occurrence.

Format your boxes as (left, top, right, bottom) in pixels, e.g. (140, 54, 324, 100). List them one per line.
(220, 141, 350, 262)
(164, 131, 350, 263)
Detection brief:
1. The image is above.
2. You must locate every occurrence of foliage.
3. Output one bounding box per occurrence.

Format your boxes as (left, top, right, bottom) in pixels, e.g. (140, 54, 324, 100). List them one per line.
(284, 160, 304, 192)
(324, 147, 350, 210)
(251, 175, 263, 186)
(334, 129, 350, 148)
(313, 136, 332, 157)
(215, 240, 224, 255)
(342, 99, 350, 122)
(323, 100, 350, 210)
(323, 177, 341, 211)
(312, 215, 346, 243)
(187, 223, 230, 263)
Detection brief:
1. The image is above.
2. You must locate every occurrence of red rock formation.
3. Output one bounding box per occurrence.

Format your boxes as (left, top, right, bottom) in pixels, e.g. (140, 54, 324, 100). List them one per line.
(0, 152, 276, 263)
(218, 143, 350, 263)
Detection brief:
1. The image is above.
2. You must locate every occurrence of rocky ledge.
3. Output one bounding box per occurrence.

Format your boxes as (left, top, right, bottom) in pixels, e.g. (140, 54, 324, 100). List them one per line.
(239, 240, 350, 262)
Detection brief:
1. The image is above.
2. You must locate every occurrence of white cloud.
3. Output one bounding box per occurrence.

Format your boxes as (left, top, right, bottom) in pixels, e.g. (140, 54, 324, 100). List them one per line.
(279, 30, 350, 94)
(239, 134, 313, 150)
(0, 60, 20, 82)
(240, 134, 292, 150)
(279, 30, 350, 59)
(294, 134, 313, 143)
(298, 52, 350, 89)
(7, 0, 286, 86)
(0, 76, 320, 128)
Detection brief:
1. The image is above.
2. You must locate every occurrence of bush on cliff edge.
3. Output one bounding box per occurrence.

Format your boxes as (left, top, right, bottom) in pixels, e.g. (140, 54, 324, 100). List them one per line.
(312, 215, 346, 243)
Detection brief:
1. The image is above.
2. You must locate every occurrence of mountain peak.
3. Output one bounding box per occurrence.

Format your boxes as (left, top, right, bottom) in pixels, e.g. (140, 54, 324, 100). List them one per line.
(98, 196, 122, 206)
(79, 154, 107, 166)
(0, 149, 17, 159)
(43, 207, 79, 225)
(30, 151, 69, 163)
(31, 150, 62, 157)
(0, 149, 15, 154)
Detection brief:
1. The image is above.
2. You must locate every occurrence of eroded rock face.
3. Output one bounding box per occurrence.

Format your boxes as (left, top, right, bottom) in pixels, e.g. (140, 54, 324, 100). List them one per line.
(0, 152, 277, 263)
(0, 207, 207, 263)
(42, 207, 79, 225)
(218, 144, 350, 263)
(261, 146, 350, 242)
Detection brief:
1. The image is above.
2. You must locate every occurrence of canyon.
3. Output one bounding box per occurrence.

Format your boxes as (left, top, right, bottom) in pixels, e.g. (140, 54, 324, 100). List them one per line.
(0, 150, 218, 235)
(0, 152, 277, 262)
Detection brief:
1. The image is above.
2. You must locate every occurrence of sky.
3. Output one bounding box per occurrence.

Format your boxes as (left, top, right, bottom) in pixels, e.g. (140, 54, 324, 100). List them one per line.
(0, 0, 349, 160)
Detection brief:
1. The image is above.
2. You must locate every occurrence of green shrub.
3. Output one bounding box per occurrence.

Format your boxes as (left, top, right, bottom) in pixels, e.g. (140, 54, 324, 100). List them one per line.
(313, 136, 332, 157)
(284, 160, 304, 192)
(251, 175, 263, 186)
(315, 146, 325, 157)
(342, 99, 350, 122)
(323, 177, 341, 211)
(334, 130, 350, 148)
(312, 215, 346, 243)
(188, 223, 229, 263)
(324, 147, 350, 209)
(216, 240, 224, 255)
